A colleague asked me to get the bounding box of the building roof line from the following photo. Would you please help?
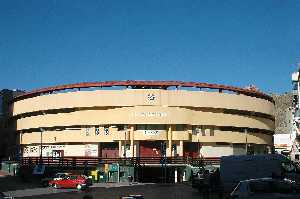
[12,80,273,102]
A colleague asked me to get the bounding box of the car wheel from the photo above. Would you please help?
[53,183,59,189]
[76,184,82,190]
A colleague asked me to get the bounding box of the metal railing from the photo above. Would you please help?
[19,156,220,167]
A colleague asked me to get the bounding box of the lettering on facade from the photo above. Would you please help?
[144,130,160,135]
[134,112,167,117]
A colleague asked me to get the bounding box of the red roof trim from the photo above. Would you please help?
[13,80,273,102]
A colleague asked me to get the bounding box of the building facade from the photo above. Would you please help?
[0,89,24,160]
[11,81,275,159]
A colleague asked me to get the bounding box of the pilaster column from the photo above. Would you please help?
[167,125,172,157]
[179,140,184,157]
[130,125,134,157]
[118,140,122,157]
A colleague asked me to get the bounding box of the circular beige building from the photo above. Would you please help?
[12,81,274,159]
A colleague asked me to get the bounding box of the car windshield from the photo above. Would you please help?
[69,176,77,180]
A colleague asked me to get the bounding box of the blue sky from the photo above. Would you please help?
[0,0,299,94]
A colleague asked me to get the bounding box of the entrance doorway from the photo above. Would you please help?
[183,142,200,158]
[139,141,165,157]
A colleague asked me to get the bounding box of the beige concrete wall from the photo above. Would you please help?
[15,89,274,149]
[172,131,190,140]
[21,128,120,144]
[16,106,274,131]
[13,89,274,116]
[20,129,272,145]
[191,130,273,145]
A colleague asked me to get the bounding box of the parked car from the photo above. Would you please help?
[0,192,14,199]
[41,172,72,187]
[230,177,300,199]
[221,154,300,192]
[49,175,89,190]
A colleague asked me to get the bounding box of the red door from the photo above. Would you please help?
[101,143,119,158]
[139,141,163,157]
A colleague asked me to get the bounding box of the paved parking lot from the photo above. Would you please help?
[3,182,151,198]
[10,183,205,199]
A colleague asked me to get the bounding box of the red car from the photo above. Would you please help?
[49,175,88,190]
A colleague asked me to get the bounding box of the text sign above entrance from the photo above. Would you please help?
[143,130,160,135]
[134,112,167,117]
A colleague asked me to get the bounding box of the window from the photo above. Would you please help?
[70,176,77,180]
[136,124,166,130]
[174,124,186,131]
[136,124,146,130]
[249,181,272,193]
[95,126,100,135]
[210,128,214,136]
[85,128,90,136]
[117,125,125,131]
[270,181,293,193]
[104,126,109,135]
[201,128,206,136]
[192,126,200,135]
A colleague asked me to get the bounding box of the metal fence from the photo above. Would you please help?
[19,156,220,167]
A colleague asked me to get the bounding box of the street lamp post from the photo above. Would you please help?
[245,128,248,154]
[39,127,45,163]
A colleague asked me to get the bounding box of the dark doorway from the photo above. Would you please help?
[136,166,176,183]
[183,142,200,158]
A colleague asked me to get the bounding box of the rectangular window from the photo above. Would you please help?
[201,128,206,136]
[136,124,166,130]
[210,127,214,136]
[174,124,186,131]
[104,126,109,135]
[86,128,90,136]
[136,124,146,130]
[117,125,125,131]
[192,125,201,135]
[95,126,100,135]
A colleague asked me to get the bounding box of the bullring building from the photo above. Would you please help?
[11,81,275,159]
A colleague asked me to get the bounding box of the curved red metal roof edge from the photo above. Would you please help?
[13,80,274,102]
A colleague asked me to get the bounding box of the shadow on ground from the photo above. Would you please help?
[20,184,205,199]
[0,175,41,192]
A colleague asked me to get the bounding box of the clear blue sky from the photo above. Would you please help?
[0,0,299,94]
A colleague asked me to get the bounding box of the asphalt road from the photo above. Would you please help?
[17,183,206,199]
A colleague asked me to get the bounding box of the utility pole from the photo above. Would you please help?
[245,128,248,155]
[39,127,44,163]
